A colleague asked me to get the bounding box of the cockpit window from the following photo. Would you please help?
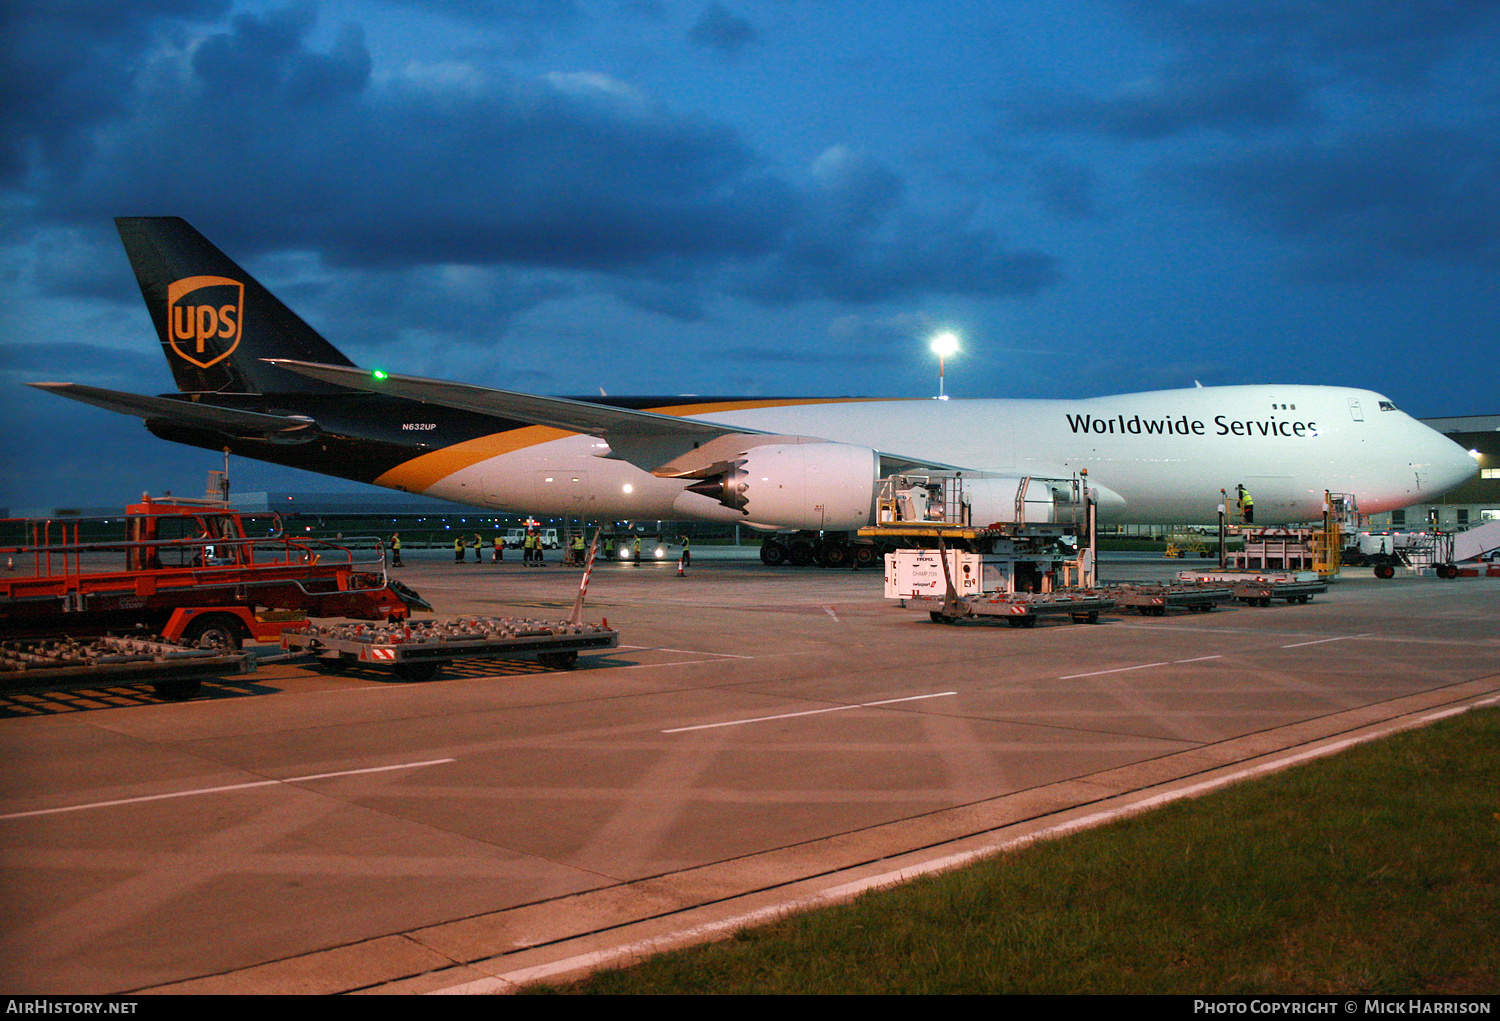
[1378,401,1398,412]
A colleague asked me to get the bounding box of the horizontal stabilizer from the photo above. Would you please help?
[29,382,320,442]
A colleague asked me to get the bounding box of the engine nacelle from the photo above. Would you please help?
[685,442,879,530]
[961,476,1080,525]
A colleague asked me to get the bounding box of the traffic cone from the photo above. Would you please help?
[677,555,686,577]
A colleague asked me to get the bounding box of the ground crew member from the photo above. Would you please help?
[454,535,465,563]
[525,531,538,566]
[572,534,585,565]
[681,535,691,567]
[471,533,483,562]
[493,535,503,562]
[391,533,402,567]
[632,536,642,561]
[604,535,615,559]
[1237,484,1254,525]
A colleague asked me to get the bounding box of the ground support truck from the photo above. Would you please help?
[0,494,426,648]
[0,493,430,698]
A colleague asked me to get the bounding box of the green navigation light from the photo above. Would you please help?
[373,369,388,380]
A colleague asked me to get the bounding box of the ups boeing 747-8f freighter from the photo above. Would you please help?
[33,217,1476,532]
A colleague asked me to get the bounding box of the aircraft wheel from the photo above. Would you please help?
[819,543,850,568]
[788,540,815,566]
[760,542,787,566]
[852,545,878,567]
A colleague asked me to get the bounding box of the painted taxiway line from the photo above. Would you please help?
[0,758,456,821]
[1280,633,1373,648]
[616,645,753,659]
[1060,655,1221,679]
[662,691,959,734]
[431,692,1500,995]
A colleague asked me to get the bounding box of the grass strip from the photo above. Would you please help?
[527,708,1500,994]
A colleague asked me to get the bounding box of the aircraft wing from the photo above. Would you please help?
[267,359,968,477]
[267,359,783,475]
[29,382,320,443]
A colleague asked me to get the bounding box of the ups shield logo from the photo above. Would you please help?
[167,276,244,368]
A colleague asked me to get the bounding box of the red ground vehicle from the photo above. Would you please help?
[0,494,425,648]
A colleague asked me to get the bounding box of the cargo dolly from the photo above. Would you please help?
[910,589,1116,627]
[1228,578,1328,607]
[1177,567,1330,607]
[1106,582,1234,616]
[0,635,254,700]
[281,616,620,681]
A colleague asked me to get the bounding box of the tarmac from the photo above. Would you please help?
[0,547,1496,994]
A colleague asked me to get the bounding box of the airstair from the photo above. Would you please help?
[1452,520,1500,563]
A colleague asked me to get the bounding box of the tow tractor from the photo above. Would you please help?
[0,492,425,646]
[0,490,430,697]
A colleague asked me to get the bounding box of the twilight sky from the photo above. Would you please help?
[2,0,1497,508]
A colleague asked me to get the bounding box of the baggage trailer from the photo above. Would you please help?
[281,616,620,681]
[908,589,1116,627]
[1178,569,1328,607]
[1106,582,1234,616]
[0,635,254,700]
[1228,579,1328,606]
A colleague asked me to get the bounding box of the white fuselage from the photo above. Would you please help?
[417,385,1476,526]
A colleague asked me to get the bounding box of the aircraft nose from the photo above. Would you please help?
[1422,430,1479,494]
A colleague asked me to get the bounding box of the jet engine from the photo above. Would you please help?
[959,476,1080,525]
[684,442,880,531]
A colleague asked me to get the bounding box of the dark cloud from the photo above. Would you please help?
[1014,62,1313,140]
[1125,0,1500,86]
[21,225,139,303]
[688,3,757,55]
[1172,128,1500,277]
[740,148,1058,303]
[27,5,1054,318]
[391,0,582,27]
[192,6,370,106]
[0,1,229,186]
[1014,1,1500,143]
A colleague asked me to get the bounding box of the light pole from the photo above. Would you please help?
[930,331,959,400]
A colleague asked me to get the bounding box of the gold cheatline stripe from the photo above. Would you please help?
[373,396,891,493]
